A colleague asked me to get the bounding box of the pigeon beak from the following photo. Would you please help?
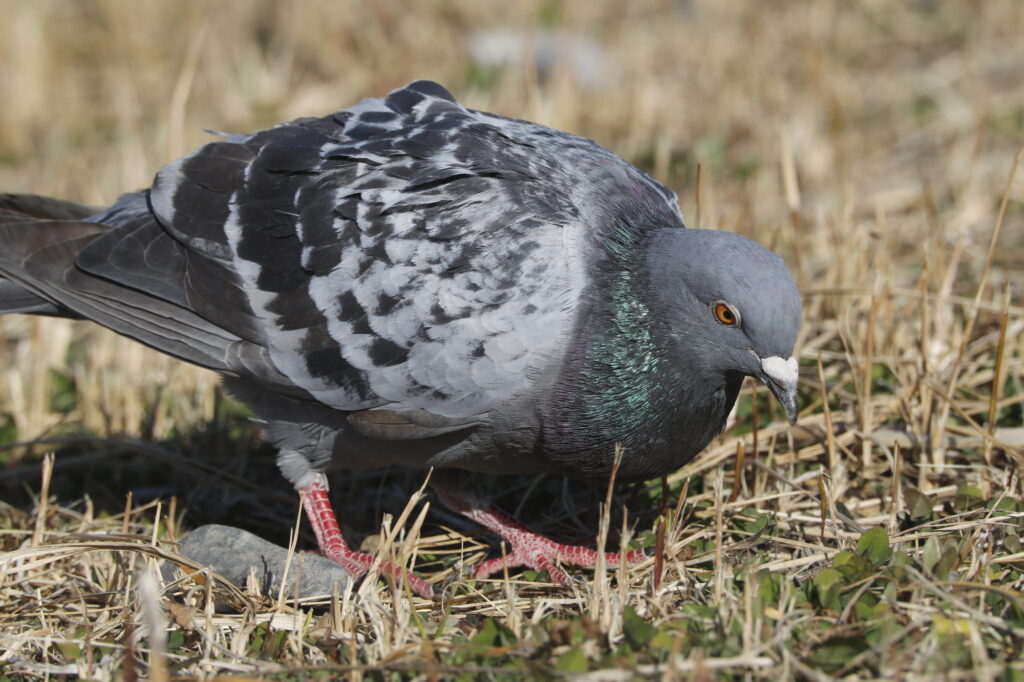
[759,355,799,425]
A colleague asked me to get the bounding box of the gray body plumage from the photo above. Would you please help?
[0,81,801,489]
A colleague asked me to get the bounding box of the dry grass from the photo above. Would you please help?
[1,1,1024,679]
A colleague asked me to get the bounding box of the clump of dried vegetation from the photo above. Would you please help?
[1,1,1023,680]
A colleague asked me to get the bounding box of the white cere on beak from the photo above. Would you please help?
[761,355,798,388]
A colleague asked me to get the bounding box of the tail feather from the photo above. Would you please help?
[0,193,101,221]
[0,192,303,395]
[0,192,105,315]
[0,279,66,315]
[0,211,238,371]
[0,193,102,315]
[0,212,106,318]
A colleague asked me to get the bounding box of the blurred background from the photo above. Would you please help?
[3,3,1024,677]
[0,0,1022,516]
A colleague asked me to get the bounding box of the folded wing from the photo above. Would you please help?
[0,81,594,420]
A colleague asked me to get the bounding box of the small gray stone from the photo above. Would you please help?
[165,524,351,598]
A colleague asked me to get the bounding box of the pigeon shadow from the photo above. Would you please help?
[0,414,665,561]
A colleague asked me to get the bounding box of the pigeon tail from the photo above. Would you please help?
[0,278,65,316]
[0,193,105,317]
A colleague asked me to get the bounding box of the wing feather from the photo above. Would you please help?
[3,80,684,427]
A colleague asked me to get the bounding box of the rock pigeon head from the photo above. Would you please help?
[646,228,802,423]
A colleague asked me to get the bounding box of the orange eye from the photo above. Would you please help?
[714,302,738,326]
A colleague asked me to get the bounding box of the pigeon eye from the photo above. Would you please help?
[713,302,739,326]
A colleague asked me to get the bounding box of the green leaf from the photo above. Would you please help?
[832,550,857,568]
[649,628,677,652]
[1002,666,1024,682]
[928,618,971,670]
[935,546,960,580]
[0,414,17,450]
[991,496,1021,513]
[48,368,77,413]
[806,637,869,672]
[904,488,933,521]
[755,569,780,606]
[56,642,82,660]
[167,630,185,651]
[953,484,986,512]
[735,508,770,534]
[865,611,899,646]
[813,568,845,611]
[622,606,655,650]
[886,551,913,582]
[923,536,942,574]
[853,594,886,621]
[924,537,961,579]
[681,604,718,620]
[833,551,873,580]
[472,618,517,647]
[857,527,893,567]
[247,624,268,656]
[555,647,588,672]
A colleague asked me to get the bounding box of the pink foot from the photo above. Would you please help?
[434,486,647,584]
[299,477,434,598]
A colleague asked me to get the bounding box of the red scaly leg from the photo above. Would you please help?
[434,485,647,584]
[298,475,434,598]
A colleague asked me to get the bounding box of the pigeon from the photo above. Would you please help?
[0,80,801,597]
